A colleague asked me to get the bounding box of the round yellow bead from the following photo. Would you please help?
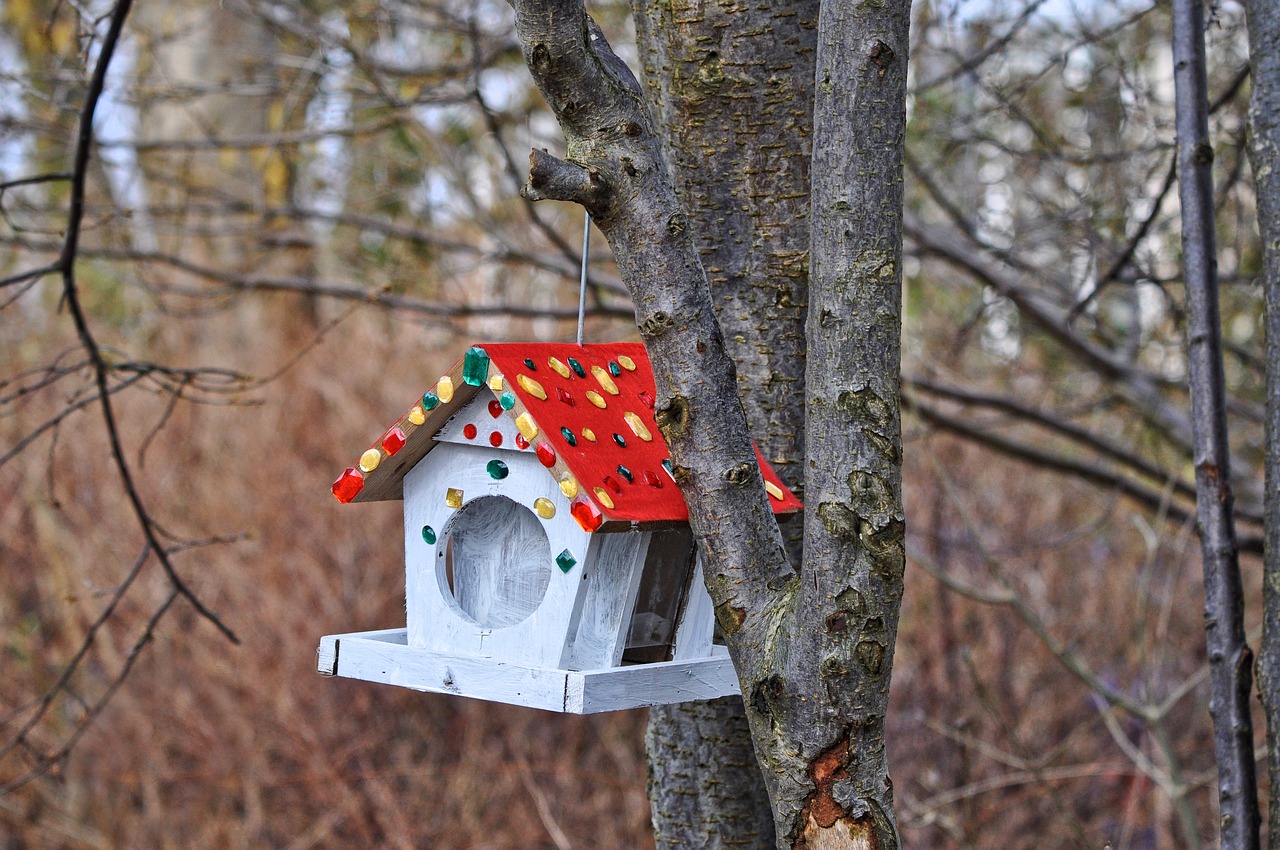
[437,376,455,403]
[534,497,556,519]
[408,406,426,425]
[359,449,381,472]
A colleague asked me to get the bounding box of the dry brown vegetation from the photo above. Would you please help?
[0,0,1269,846]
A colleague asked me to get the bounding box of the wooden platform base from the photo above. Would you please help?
[317,628,741,713]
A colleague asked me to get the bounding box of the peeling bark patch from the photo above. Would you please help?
[723,461,755,486]
[714,601,746,635]
[818,501,859,540]
[868,40,894,78]
[856,640,885,675]
[640,310,675,337]
[792,736,883,850]
[825,610,849,634]
[655,394,691,438]
[750,674,785,720]
[667,212,688,236]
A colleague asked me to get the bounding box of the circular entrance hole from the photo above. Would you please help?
[440,495,552,628]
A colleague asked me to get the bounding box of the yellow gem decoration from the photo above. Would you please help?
[446,487,464,508]
[515,412,539,440]
[358,449,381,472]
[488,374,504,391]
[623,412,653,442]
[593,487,615,510]
[548,357,572,379]
[517,374,547,400]
[408,406,426,426]
[534,497,556,519]
[764,481,784,501]
[591,365,619,395]
[437,376,455,403]
[617,355,636,371]
[559,474,579,498]
[582,428,597,442]
[585,391,606,409]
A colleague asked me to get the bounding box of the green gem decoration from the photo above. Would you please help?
[560,427,578,446]
[499,391,516,410]
[462,346,490,387]
[613,433,627,448]
[662,458,673,473]
[616,465,633,483]
[486,459,509,480]
[422,391,440,410]
[524,358,537,370]
[608,361,621,377]
[567,357,586,378]
[422,525,437,544]
[555,549,577,573]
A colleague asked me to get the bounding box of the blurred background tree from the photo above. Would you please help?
[0,0,1270,847]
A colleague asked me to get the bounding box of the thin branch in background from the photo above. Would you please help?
[1171,1,1260,847]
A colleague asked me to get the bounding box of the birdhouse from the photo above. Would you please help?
[317,342,801,713]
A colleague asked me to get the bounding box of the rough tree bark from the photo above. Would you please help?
[1172,2,1260,849]
[509,1,910,846]
[1244,0,1280,847]
[633,2,817,846]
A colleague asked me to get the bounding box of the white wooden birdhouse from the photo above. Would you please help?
[317,342,801,713]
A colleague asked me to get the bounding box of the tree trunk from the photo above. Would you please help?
[1244,1,1280,847]
[1172,2,1260,849]
[632,2,816,846]
[793,1,911,847]
[510,2,910,846]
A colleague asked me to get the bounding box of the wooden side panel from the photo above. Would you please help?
[403,442,592,667]
[671,550,716,661]
[561,531,651,671]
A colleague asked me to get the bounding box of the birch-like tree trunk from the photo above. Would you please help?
[1244,1,1280,847]
[1172,2,1260,849]
[509,1,910,846]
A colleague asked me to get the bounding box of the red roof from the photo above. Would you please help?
[332,342,802,529]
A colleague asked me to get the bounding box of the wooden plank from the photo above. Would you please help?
[322,628,572,712]
[317,628,740,713]
[569,646,740,713]
[671,550,716,661]
[561,531,651,670]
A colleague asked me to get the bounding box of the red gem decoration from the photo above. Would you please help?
[571,498,603,532]
[488,399,503,418]
[332,468,365,503]
[641,470,663,488]
[463,423,478,440]
[638,390,655,410]
[382,427,407,455]
[603,475,623,495]
[489,431,503,447]
[536,442,557,467]
[515,433,529,450]
[556,387,575,406]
